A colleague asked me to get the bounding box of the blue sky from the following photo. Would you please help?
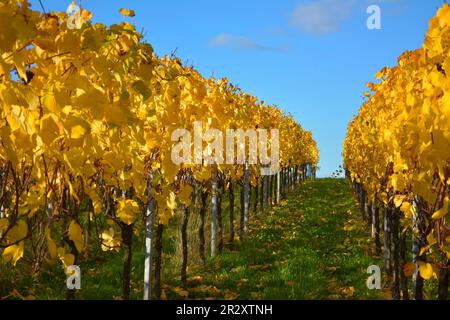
[31,0,446,177]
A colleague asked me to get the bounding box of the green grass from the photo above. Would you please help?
[1,178,392,300]
[176,178,386,300]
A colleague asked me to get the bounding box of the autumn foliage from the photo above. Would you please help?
[0,0,318,284]
[344,4,450,293]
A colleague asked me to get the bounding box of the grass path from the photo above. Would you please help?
[180,178,386,300]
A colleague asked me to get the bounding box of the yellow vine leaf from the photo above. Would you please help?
[119,8,135,17]
[101,227,121,252]
[153,189,177,225]
[70,125,87,140]
[166,191,177,210]
[20,191,42,217]
[393,195,405,208]
[178,184,193,205]
[432,207,448,220]
[7,220,28,244]
[437,3,450,27]
[58,247,75,269]
[65,115,90,141]
[42,90,60,114]
[68,221,84,253]
[117,199,140,225]
[81,9,93,21]
[432,197,449,220]
[7,105,35,135]
[400,202,412,218]
[417,262,434,280]
[0,12,16,52]
[426,232,437,247]
[2,242,24,266]
[46,228,58,260]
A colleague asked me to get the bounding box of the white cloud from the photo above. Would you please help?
[209,33,288,52]
[290,0,356,35]
[290,0,406,35]
[364,0,407,16]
